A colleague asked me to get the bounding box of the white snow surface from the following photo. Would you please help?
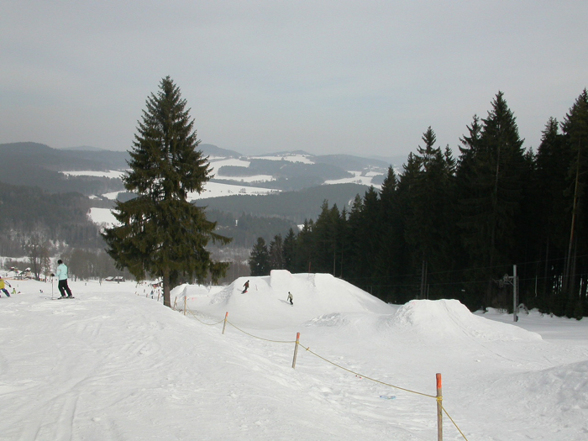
[188,181,279,200]
[2,270,588,440]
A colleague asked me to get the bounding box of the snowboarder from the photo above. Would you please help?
[287,291,293,305]
[56,259,73,298]
[242,280,250,294]
[0,276,11,297]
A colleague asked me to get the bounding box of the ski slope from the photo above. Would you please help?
[1,270,587,440]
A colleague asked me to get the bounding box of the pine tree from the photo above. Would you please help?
[249,237,270,276]
[529,119,569,308]
[395,153,422,299]
[457,92,527,309]
[348,187,381,292]
[283,228,297,271]
[312,201,344,275]
[373,166,408,303]
[102,77,231,307]
[269,234,285,270]
[344,194,364,286]
[403,128,457,300]
[294,220,314,273]
[561,90,588,310]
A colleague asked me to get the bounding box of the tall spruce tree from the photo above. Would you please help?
[404,127,457,299]
[312,201,344,275]
[248,237,270,276]
[457,92,527,309]
[535,118,570,303]
[561,89,588,312]
[374,166,408,303]
[102,77,231,307]
[269,234,285,270]
[395,153,422,299]
[283,228,297,271]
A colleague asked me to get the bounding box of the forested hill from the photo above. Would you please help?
[0,142,129,170]
[0,142,126,195]
[0,181,103,255]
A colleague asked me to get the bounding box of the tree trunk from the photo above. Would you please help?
[162,268,171,307]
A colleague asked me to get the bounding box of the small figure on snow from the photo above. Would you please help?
[56,259,73,298]
[0,276,12,297]
[242,280,250,294]
[287,291,293,305]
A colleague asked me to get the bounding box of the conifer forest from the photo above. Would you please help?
[249,90,588,318]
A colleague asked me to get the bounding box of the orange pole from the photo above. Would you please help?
[222,312,229,334]
[292,332,300,368]
[437,373,443,441]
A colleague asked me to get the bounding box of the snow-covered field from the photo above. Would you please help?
[68,158,384,206]
[324,170,383,187]
[1,270,587,440]
[88,207,117,226]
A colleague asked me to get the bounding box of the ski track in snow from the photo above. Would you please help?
[1,271,588,440]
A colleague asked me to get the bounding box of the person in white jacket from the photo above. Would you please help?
[55,259,73,298]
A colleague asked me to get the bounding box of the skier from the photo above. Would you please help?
[0,276,11,297]
[242,280,250,294]
[56,259,73,298]
[287,291,293,305]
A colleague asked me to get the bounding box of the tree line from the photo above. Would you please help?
[249,90,588,318]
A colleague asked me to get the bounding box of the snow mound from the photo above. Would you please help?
[197,270,392,326]
[390,299,542,342]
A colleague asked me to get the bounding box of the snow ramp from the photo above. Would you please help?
[386,299,542,342]
[197,270,393,327]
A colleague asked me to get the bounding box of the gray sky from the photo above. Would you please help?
[2,1,587,159]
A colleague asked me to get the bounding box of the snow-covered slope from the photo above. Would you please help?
[1,273,588,440]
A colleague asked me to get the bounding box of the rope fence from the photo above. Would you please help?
[176,300,469,440]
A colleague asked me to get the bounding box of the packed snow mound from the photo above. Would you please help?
[389,299,542,342]
[197,270,393,326]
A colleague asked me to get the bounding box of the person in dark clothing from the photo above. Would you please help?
[287,292,293,305]
[242,280,250,294]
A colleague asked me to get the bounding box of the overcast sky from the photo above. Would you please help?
[2,1,587,159]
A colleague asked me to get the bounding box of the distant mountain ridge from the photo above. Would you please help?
[0,142,129,171]
[0,142,398,195]
[0,141,404,253]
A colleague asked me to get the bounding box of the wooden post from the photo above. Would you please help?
[513,264,518,322]
[222,312,229,334]
[292,332,300,368]
[183,296,187,316]
[437,373,443,441]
